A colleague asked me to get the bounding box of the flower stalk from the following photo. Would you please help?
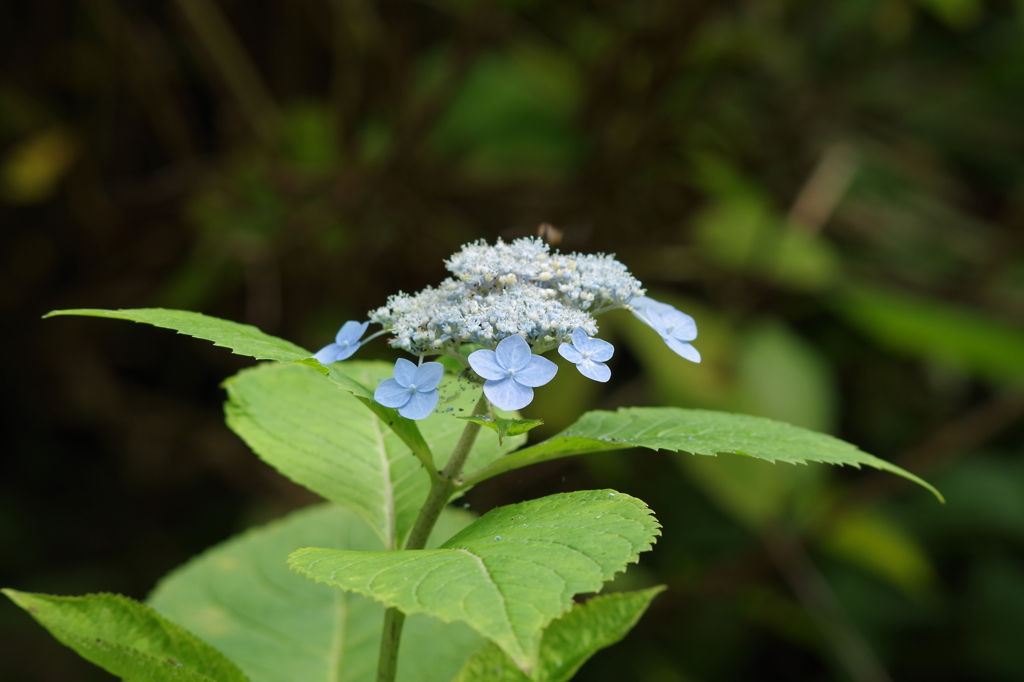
[375,392,489,682]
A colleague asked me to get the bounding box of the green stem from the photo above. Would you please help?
[375,392,489,682]
[375,609,405,682]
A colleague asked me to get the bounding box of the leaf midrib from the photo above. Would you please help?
[372,417,397,551]
[453,548,522,664]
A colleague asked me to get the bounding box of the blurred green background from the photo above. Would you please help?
[3,1,1024,680]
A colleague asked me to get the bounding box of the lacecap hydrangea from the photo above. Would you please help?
[313,237,700,418]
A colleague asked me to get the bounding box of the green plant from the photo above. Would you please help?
[5,239,938,682]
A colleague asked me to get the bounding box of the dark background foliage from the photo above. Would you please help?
[3,1,1024,680]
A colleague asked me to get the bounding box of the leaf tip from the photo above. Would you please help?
[1,587,23,603]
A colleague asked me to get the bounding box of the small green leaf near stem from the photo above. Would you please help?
[376,392,489,682]
[458,416,544,445]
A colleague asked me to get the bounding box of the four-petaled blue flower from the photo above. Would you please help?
[558,328,614,382]
[374,358,444,420]
[630,296,701,363]
[468,335,557,411]
[313,320,368,364]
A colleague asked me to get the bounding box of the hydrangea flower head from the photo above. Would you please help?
[313,320,369,364]
[373,359,444,420]
[361,237,698,411]
[558,328,615,382]
[468,334,558,411]
[630,296,701,363]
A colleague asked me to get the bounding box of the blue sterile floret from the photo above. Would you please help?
[558,328,615,382]
[468,334,558,411]
[313,320,369,363]
[630,296,701,363]
[373,358,444,420]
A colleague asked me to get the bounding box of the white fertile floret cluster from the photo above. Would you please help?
[446,237,644,309]
[371,237,643,355]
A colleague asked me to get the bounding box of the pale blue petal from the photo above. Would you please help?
[665,337,701,363]
[313,343,343,364]
[581,336,614,362]
[468,349,506,380]
[558,342,584,364]
[629,296,658,310]
[495,334,533,372]
[393,358,418,387]
[412,362,444,391]
[514,354,558,388]
[483,377,534,411]
[571,327,590,348]
[334,341,360,361]
[399,389,439,420]
[631,296,673,315]
[374,378,412,408]
[335,320,369,345]
[578,359,611,382]
[634,310,666,336]
[629,297,671,331]
[662,309,698,342]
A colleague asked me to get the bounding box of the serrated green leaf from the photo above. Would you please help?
[460,407,942,502]
[3,589,249,682]
[44,308,310,362]
[453,586,664,682]
[288,490,660,674]
[459,416,544,445]
[43,308,439,468]
[224,361,522,549]
[149,504,483,682]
